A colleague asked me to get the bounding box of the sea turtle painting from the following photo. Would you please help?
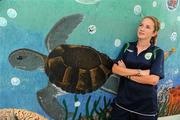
[8,14,116,119]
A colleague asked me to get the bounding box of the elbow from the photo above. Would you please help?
[151,79,159,85]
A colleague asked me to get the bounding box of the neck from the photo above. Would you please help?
[137,39,151,48]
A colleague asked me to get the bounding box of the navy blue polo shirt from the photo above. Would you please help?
[115,41,164,116]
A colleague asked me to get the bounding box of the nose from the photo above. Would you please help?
[139,26,145,31]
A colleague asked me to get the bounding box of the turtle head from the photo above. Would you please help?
[9,48,47,71]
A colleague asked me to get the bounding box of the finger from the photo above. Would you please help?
[112,64,117,67]
[118,61,122,65]
[120,60,124,64]
[113,63,117,66]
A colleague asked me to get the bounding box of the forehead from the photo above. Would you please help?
[140,18,154,26]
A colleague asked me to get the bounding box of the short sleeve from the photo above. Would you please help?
[150,49,164,80]
[114,43,129,63]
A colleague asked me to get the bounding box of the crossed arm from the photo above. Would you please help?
[112,60,160,85]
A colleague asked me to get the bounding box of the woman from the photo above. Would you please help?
[110,16,164,120]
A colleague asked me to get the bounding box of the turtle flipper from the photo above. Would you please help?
[37,82,67,120]
[8,48,47,71]
[100,74,120,95]
[45,13,84,52]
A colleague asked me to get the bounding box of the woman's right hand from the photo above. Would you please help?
[117,60,126,68]
[112,63,119,74]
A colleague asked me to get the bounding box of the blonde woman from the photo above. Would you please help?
[111,16,164,120]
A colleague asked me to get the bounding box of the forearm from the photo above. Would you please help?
[130,75,160,85]
[112,66,140,76]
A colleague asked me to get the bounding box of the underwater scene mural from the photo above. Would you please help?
[0,0,180,119]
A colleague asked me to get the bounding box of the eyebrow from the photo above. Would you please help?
[141,22,153,27]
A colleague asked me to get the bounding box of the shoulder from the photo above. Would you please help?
[120,42,136,53]
[128,41,137,46]
[123,41,136,48]
[122,41,135,50]
[152,46,164,59]
[152,46,164,53]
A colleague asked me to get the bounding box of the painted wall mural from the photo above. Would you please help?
[0,0,179,119]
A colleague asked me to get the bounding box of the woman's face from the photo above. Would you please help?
[137,18,157,41]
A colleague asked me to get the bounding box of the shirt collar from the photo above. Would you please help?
[134,41,154,49]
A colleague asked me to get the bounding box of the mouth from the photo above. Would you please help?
[139,32,145,35]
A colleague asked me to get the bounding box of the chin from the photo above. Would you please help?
[138,35,146,40]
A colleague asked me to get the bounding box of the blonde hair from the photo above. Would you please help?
[142,16,160,45]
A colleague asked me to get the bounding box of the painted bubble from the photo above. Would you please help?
[160,22,165,30]
[114,39,121,47]
[166,0,179,11]
[134,5,142,15]
[11,77,21,86]
[7,8,17,19]
[88,25,96,34]
[75,0,101,5]
[177,16,180,21]
[170,32,177,41]
[0,17,7,27]
[74,101,81,107]
[152,1,158,7]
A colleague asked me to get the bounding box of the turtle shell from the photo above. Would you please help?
[45,45,113,94]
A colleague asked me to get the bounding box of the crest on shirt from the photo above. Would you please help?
[145,52,152,60]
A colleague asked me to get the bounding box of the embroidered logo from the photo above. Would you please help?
[145,52,152,60]
[127,49,134,52]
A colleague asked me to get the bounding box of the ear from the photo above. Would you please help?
[152,31,157,37]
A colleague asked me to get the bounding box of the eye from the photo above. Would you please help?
[146,25,151,29]
[17,56,23,60]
